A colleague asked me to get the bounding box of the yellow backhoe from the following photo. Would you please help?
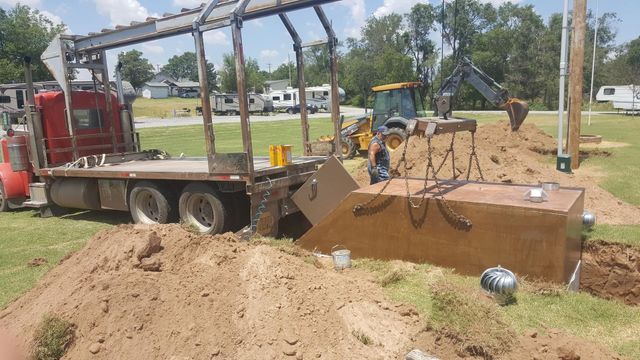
[319,57,529,159]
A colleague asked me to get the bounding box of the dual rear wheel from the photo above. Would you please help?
[128,181,226,235]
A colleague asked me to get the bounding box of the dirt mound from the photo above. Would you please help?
[412,328,621,360]
[0,225,423,360]
[581,240,640,306]
[355,120,640,225]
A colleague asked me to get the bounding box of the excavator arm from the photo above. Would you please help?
[435,57,529,131]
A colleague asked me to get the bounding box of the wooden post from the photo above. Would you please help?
[567,0,587,169]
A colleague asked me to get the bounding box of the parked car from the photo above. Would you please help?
[287,103,318,114]
[180,90,199,98]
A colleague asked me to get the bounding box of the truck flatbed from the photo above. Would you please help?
[39,156,328,184]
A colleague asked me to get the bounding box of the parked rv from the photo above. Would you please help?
[596,85,640,113]
[267,84,346,112]
[211,93,273,115]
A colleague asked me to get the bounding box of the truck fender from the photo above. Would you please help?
[0,163,28,199]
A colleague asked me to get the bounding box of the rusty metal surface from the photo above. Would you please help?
[231,6,255,184]
[42,156,325,182]
[297,179,584,283]
[193,29,217,173]
[292,156,359,225]
[409,117,478,136]
[280,13,310,155]
[72,0,341,52]
[314,6,341,160]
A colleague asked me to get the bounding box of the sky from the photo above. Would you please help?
[0,0,638,77]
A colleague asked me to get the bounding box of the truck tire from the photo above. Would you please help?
[179,182,227,235]
[385,127,407,151]
[0,181,9,212]
[340,137,358,159]
[129,181,176,225]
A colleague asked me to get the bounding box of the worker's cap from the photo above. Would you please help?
[377,126,390,135]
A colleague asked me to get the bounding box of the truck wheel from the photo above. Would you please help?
[385,127,407,151]
[340,137,358,159]
[287,108,295,115]
[0,181,9,212]
[179,183,226,235]
[129,181,176,224]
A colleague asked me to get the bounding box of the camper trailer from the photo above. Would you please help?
[596,85,640,113]
[211,93,273,115]
[268,84,346,112]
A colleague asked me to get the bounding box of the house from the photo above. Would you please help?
[150,71,175,84]
[142,83,170,99]
[162,79,200,97]
[264,79,289,93]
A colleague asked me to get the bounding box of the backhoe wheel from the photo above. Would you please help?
[0,181,9,212]
[340,137,358,159]
[179,183,227,235]
[385,127,407,151]
[129,181,176,225]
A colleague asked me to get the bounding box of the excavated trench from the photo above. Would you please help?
[581,240,640,306]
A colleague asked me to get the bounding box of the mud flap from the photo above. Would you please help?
[291,156,359,225]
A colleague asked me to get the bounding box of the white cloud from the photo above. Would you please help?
[340,0,366,39]
[93,0,157,26]
[249,19,264,28]
[260,49,279,59]
[203,30,229,46]
[172,0,202,7]
[142,42,164,55]
[478,0,520,5]
[0,0,41,6]
[374,0,423,18]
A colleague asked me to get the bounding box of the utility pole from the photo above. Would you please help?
[567,0,587,170]
[588,0,599,126]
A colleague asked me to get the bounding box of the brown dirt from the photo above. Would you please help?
[0,224,423,360]
[581,240,640,306]
[412,328,622,360]
[355,120,640,225]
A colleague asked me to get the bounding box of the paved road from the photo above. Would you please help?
[134,106,366,129]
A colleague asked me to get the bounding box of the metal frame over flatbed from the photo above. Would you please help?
[2,0,346,236]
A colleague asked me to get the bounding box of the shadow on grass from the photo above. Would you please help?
[22,208,132,226]
[59,210,131,226]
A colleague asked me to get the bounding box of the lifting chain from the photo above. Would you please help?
[353,127,484,231]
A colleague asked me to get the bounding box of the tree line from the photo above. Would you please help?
[1,1,639,111]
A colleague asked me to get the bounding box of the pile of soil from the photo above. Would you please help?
[0,224,423,360]
[355,120,640,225]
[0,225,623,359]
[581,240,640,306]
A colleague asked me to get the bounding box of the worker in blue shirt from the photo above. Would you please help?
[367,126,391,185]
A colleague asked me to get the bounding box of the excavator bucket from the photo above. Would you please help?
[503,98,529,131]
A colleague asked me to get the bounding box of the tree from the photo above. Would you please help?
[162,52,217,90]
[341,14,414,106]
[405,2,438,94]
[270,62,297,88]
[0,4,66,83]
[118,50,154,91]
[218,53,265,93]
[436,0,495,65]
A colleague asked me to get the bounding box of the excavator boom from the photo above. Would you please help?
[435,57,529,131]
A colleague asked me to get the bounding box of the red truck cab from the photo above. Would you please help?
[0,90,125,208]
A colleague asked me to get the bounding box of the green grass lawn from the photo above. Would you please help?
[138,117,336,156]
[133,97,201,118]
[0,210,128,307]
[355,259,640,359]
